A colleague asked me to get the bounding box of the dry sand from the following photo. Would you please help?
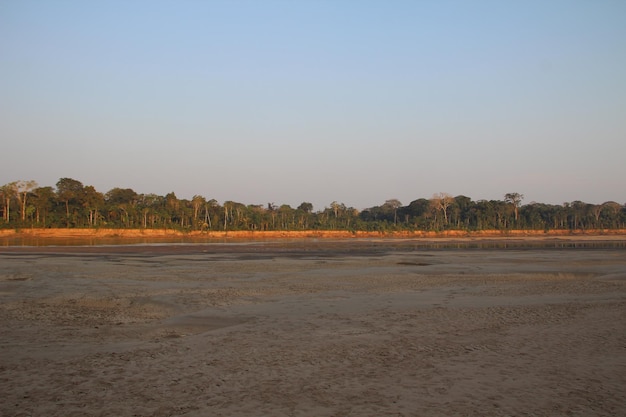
[1,240,625,416]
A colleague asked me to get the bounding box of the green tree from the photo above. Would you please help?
[31,186,56,226]
[1,182,18,223]
[15,180,38,222]
[137,193,165,228]
[504,193,524,222]
[191,195,206,228]
[449,195,471,229]
[296,202,313,229]
[106,188,138,227]
[205,199,219,230]
[327,202,348,229]
[384,199,402,225]
[56,178,84,226]
[493,200,510,229]
[474,200,496,230]
[601,202,622,229]
[83,186,104,226]
[247,204,266,230]
[278,204,295,230]
[404,198,430,229]
[297,202,313,213]
[165,192,180,227]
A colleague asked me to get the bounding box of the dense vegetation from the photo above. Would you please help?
[1,179,625,232]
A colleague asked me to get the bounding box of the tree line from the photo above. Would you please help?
[1,179,625,232]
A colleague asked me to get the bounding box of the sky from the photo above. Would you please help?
[1,0,625,211]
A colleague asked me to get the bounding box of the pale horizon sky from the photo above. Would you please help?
[1,0,625,211]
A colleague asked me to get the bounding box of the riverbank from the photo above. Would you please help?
[2,227,626,240]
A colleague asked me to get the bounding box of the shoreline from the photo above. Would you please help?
[2,227,626,241]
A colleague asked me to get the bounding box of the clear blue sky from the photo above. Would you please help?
[1,0,625,210]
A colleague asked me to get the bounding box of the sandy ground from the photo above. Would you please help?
[1,240,625,416]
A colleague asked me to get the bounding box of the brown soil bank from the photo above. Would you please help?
[2,228,626,240]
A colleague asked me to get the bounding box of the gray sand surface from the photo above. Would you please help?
[1,241,625,416]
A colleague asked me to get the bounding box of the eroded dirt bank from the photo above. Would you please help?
[1,242,625,416]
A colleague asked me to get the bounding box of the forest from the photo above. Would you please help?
[1,178,625,232]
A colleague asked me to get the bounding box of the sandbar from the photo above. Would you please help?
[1,240,625,416]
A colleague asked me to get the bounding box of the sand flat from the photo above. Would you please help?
[1,241,625,416]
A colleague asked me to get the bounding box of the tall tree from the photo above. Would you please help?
[191,195,206,226]
[165,192,180,227]
[384,199,402,225]
[83,186,104,226]
[297,202,313,229]
[278,204,294,229]
[56,178,84,226]
[452,195,472,229]
[601,201,622,228]
[504,193,524,222]
[204,199,218,230]
[15,180,38,222]
[31,186,56,226]
[404,199,429,227]
[138,193,164,228]
[1,182,18,222]
[297,202,313,214]
[330,201,341,218]
[105,188,138,227]
[430,193,454,226]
